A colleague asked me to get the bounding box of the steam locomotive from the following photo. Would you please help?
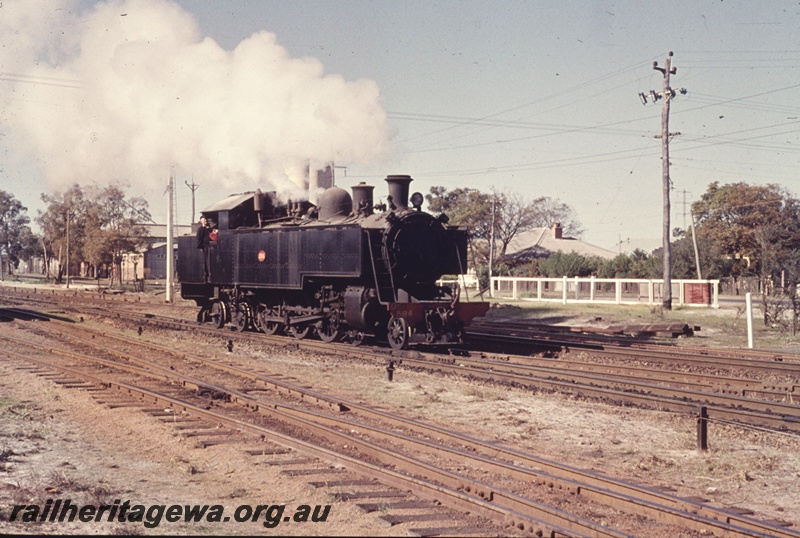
[177,175,489,350]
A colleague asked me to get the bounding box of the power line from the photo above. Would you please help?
[394,54,660,144]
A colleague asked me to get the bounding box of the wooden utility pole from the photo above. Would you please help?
[640,52,685,310]
[658,53,674,309]
[66,210,71,289]
[185,177,199,224]
[488,195,496,298]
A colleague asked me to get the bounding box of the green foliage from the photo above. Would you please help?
[670,233,732,280]
[37,184,151,284]
[425,186,492,240]
[532,251,604,278]
[596,249,658,279]
[692,182,800,279]
[435,180,800,300]
[0,191,38,274]
[426,185,582,269]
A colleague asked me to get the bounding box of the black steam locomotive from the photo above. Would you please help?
[177,175,488,350]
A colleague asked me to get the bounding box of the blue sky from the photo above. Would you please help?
[2,0,798,253]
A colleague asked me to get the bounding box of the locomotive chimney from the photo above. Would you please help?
[384,175,413,210]
[351,182,374,215]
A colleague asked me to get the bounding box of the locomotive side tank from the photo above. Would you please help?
[177,175,489,349]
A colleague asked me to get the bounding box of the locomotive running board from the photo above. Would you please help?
[388,302,490,325]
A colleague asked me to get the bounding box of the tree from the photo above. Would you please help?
[426,185,582,264]
[693,182,800,326]
[692,182,800,278]
[0,191,38,277]
[38,185,91,282]
[526,196,584,238]
[92,186,151,287]
[426,187,493,267]
[493,190,532,257]
[490,192,584,258]
[533,251,603,278]
[597,249,659,279]
[426,186,493,240]
[670,233,731,280]
[37,184,151,286]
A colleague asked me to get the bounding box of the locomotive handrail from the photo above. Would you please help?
[366,230,396,304]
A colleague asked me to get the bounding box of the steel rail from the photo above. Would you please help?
[470,319,800,363]
[0,348,602,538]
[5,302,800,432]
[394,354,800,432]
[3,327,797,537]
[467,327,800,374]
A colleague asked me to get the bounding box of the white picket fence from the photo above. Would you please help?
[489,276,720,308]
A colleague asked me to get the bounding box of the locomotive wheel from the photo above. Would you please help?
[209,301,228,329]
[257,306,283,335]
[288,324,311,339]
[387,317,410,350]
[317,307,343,343]
[232,302,252,332]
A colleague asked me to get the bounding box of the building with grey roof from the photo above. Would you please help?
[502,223,616,265]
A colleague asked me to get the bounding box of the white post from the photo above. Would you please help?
[512,278,518,300]
[562,276,568,304]
[590,276,595,302]
[166,174,174,303]
[745,292,754,349]
[712,280,719,308]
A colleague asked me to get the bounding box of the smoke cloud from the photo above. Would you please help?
[0,0,391,198]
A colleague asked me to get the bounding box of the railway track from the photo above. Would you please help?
[468,319,800,364]
[1,292,800,432]
[3,288,800,534]
[2,317,798,537]
[3,292,800,434]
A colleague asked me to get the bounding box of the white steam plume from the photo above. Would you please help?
[0,0,391,198]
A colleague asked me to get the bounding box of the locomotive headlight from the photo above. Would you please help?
[410,192,424,210]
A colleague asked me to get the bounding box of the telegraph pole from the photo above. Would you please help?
[488,195,496,298]
[66,210,70,289]
[640,52,686,310]
[185,176,199,224]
